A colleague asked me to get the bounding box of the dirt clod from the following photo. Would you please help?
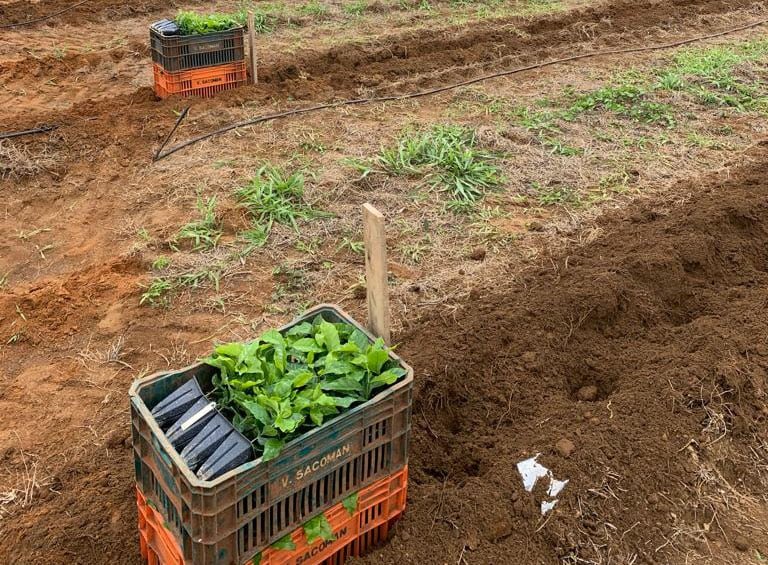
[555,438,575,458]
[734,535,749,552]
[468,247,487,261]
[106,430,129,449]
[576,385,598,401]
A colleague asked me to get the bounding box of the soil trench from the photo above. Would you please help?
[1,0,761,143]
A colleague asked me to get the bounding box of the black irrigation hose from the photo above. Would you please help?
[0,125,58,141]
[153,107,190,160]
[154,15,768,161]
[0,0,91,29]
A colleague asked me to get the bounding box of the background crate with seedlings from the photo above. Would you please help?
[150,22,245,72]
[137,467,408,565]
[130,305,413,565]
[150,15,247,98]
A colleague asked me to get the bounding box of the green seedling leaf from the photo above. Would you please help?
[242,400,270,425]
[291,337,323,353]
[291,370,313,388]
[261,329,287,372]
[215,342,244,357]
[309,407,324,426]
[342,492,358,516]
[286,322,313,337]
[262,438,285,461]
[271,535,297,551]
[272,378,294,398]
[335,342,360,353]
[370,367,407,388]
[323,356,356,376]
[232,379,261,391]
[366,344,389,373]
[320,377,363,393]
[349,329,370,351]
[257,394,280,413]
[332,396,359,408]
[252,553,262,565]
[303,514,335,543]
[318,320,341,351]
[275,412,304,433]
[203,355,237,379]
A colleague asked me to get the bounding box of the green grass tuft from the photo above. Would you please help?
[343,0,368,15]
[175,196,222,251]
[236,165,325,239]
[299,0,328,17]
[375,125,502,205]
[140,278,174,306]
[152,256,171,270]
[533,183,579,207]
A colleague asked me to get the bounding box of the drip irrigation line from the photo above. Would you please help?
[0,125,58,141]
[154,106,190,160]
[154,16,768,161]
[0,0,91,29]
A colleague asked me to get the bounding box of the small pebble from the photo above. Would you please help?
[577,385,598,401]
[556,438,575,458]
[734,535,749,552]
[468,247,487,261]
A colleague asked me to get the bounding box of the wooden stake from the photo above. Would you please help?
[363,203,391,344]
[247,11,258,84]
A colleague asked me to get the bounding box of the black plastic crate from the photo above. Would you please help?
[150,20,246,72]
[129,304,413,565]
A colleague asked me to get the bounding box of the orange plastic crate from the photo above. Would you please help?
[152,61,248,99]
[138,490,184,565]
[137,467,408,565]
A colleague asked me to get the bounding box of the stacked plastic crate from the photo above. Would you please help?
[150,19,248,99]
[130,305,413,565]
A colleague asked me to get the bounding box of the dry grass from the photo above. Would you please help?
[0,140,58,180]
[76,335,134,372]
[0,438,49,520]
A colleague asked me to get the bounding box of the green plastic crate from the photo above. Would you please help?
[150,22,245,72]
[129,304,413,565]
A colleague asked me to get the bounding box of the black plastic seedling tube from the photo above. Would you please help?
[179,412,234,472]
[196,429,253,481]
[165,398,217,451]
[150,377,204,429]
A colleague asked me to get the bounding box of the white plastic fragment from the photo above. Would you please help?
[516,454,550,492]
[541,499,558,514]
[516,454,570,515]
[548,477,569,498]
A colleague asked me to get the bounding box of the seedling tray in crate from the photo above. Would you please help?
[137,466,408,565]
[150,21,245,72]
[130,304,413,565]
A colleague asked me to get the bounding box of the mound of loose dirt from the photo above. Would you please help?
[359,141,768,564]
